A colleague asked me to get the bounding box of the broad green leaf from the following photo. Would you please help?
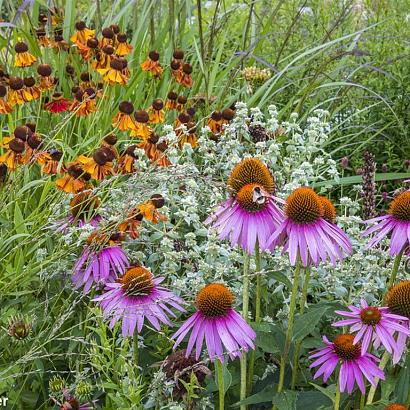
[293,305,329,340]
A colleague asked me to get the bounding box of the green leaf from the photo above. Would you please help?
[271,390,298,410]
[266,269,292,288]
[234,386,276,406]
[255,324,286,354]
[293,305,329,340]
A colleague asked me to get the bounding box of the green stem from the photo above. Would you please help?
[366,351,390,404]
[334,376,341,410]
[359,391,365,410]
[247,241,261,394]
[290,266,311,389]
[277,258,302,393]
[387,249,404,288]
[216,359,225,410]
[240,251,250,410]
[133,327,139,370]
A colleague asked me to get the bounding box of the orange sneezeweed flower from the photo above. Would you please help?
[23,129,44,165]
[0,138,25,170]
[92,45,115,74]
[141,51,162,77]
[14,42,37,67]
[77,37,99,61]
[176,95,187,112]
[37,64,55,91]
[36,28,52,48]
[170,59,183,83]
[55,163,89,193]
[115,33,132,56]
[8,77,25,106]
[131,110,152,140]
[70,21,95,46]
[70,88,97,117]
[22,77,41,102]
[39,149,64,175]
[221,107,235,126]
[207,110,223,134]
[0,85,12,114]
[148,99,165,124]
[112,101,137,131]
[101,134,119,159]
[138,194,167,224]
[153,141,171,167]
[116,144,138,174]
[44,92,71,113]
[138,133,160,160]
[103,57,129,85]
[165,91,178,110]
[175,111,191,130]
[79,72,94,89]
[178,121,198,148]
[180,63,193,88]
[77,147,115,181]
[100,27,115,48]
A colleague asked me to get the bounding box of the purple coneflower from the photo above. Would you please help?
[93,266,185,336]
[204,158,284,254]
[309,334,384,394]
[332,299,409,357]
[363,191,410,256]
[172,283,256,362]
[72,231,128,293]
[267,187,352,266]
[384,280,410,364]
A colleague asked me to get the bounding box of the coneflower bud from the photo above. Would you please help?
[119,101,134,114]
[23,76,36,87]
[340,156,349,169]
[182,63,192,74]
[75,21,86,31]
[14,41,28,53]
[101,27,114,39]
[134,110,149,123]
[362,150,376,219]
[222,108,235,121]
[75,380,92,399]
[152,99,163,110]
[14,125,32,141]
[7,316,32,340]
[150,193,165,208]
[173,49,184,60]
[9,77,24,90]
[170,59,180,70]
[148,50,159,61]
[9,138,25,153]
[104,134,117,145]
[102,45,115,55]
[86,37,99,49]
[37,64,52,77]
[48,375,65,393]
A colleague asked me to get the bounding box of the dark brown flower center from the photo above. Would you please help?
[333,334,361,360]
[121,267,154,296]
[360,307,382,325]
[196,283,234,318]
[389,191,410,221]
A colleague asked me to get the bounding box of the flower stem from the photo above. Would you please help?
[133,327,139,369]
[387,249,404,288]
[290,266,311,389]
[366,350,390,404]
[216,359,225,410]
[240,251,250,410]
[334,376,341,410]
[247,241,261,395]
[278,258,302,393]
[359,391,365,410]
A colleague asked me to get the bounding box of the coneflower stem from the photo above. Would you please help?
[215,359,225,410]
[291,266,311,389]
[277,258,301,393]
[133,328,139,370]
[247,241,261,394]
[359,391,365,410]
[334,376,341,410]
[387,249,404,288]
[240,251,250,410]
[366,350,390,404]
